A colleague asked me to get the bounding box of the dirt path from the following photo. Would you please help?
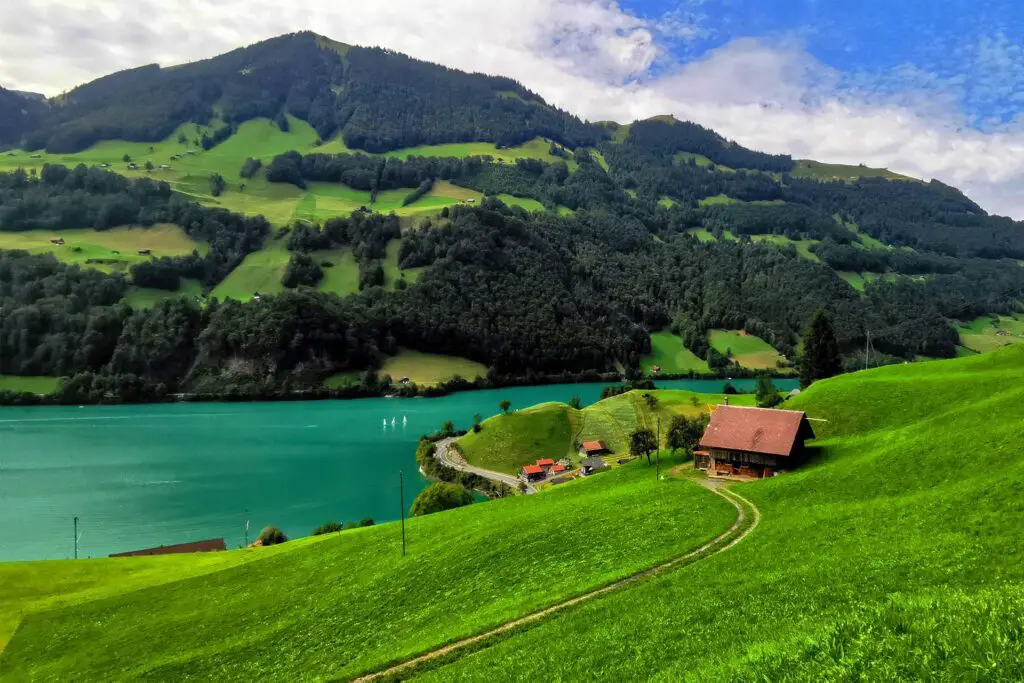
[353,479,760,682]
[433,438,535,493]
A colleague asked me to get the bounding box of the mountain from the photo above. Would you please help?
[1,33,1023,403]
[11,32,601,154]
[0,86,46,147]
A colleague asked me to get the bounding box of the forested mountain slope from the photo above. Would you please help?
[5,32,600,154]
[1,33,1024,403]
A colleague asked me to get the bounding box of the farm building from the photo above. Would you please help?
[536,458,555,472]
[50,237,64,245]
[110,538,226,558]
[580,440,611,457]
[696,404,815,478]
[137,248,151,255]
[580,457,609,476]
[521,464,545,482]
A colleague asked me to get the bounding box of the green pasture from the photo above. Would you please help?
[0,376,60,395]
[0,455,734,680]
[641,331,710,375]
[123,278,204,309]
[378,349,486,387]
[496,194,545,212]
[790,159,915,182]
[709,329,785,369]
[957,314,1024,353]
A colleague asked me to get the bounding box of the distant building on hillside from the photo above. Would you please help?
[521,464,545,482]
[580,457,610,476]
[50,237,65,245]
[536,458,555,472]
[696,405,815,479]
[137,248,151,255]
[580,440,611,457]
[110,538,226,558]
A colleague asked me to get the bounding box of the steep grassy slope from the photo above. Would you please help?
[0,376,60,395]
[640,331,710,374]
[458,389,756,474]
[0,457,734,680]
[709,329,787,369]
[420,346,1024,680]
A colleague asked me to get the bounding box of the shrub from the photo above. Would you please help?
[257,526,288,546]
[313,521,344,536]
[411,482,474,517]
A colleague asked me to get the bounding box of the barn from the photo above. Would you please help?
[696,404,815,478]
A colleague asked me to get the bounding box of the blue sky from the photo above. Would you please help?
[633,0,1024,130]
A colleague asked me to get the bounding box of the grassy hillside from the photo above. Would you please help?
[0,225,205,274]
[0,375,60,395]
[417,346,1024,680]
[458,389,755,474]
[0,456,735,680]
[957,314,1024,353]
[640,331,710,375]
[378,349,487,387]
[791,159,916,182]
[709,329,786,370]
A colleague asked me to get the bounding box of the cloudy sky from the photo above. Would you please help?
[3,0,1024,217]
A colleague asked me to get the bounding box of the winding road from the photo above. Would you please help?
[433,437,536,493]
[354,478,760,681]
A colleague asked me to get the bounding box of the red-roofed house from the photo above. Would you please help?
[580,440,611,456]
[521,464,545,482]
[551,464,566,473]
[536,458,555,472]
[698,404,815,478]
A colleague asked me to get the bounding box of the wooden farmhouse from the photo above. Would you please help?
[695,404,815,478]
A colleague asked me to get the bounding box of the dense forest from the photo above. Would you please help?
[5,33,603,154]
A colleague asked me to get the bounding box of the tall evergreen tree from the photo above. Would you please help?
[799,310,842,388]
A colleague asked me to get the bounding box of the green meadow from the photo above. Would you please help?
[0,455,734,680]
[0,375,60,395]
[641,331,710,375]
[458,389,754,474]
[123,278,204,309]
[496,194,545,212]
[697,193,741,206]
[749,233,821,261]
[376,349,487,387]
[416,346,1024,681]
[0,225,205,274]
[957,314,1024,353]
[709,329,786,370]
[790,159,915,182]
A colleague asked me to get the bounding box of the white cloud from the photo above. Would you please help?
[3,1,1024,217]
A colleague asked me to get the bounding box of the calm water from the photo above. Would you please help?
[0,378,795,561]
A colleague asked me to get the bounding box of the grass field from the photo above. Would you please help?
[640,331,710,374]
[210,238,290,301]
[458,389,755,474]
[749,233,821,261]
[417,345,1024,681]
[380,137,578,171]
[0,375,60,395]
[0,455,734,680]
[376,349,486,386]
[709,329,785,369]
[496,194,545,212]
[657,196,675,208]
[0,225,205,274]
[956,314,1024,353]
[698,193,741,206]
[790,159,915,182]
[123,278,204,309]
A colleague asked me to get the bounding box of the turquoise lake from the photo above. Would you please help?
[0,378,796,561]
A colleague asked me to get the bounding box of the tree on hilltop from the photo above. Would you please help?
[499,399,511,414]
[630,428,657,465]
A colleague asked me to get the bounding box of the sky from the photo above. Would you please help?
[2,1,1024,217]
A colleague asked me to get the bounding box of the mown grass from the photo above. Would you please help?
[0,456,735,680]
[641,331,710,375]
[417,346,1024,681]
[709,329,785,370]
[790,159,916,182]
[698,193,741,206]
[209,237,290,301]
[957,314,1024,353]
[122,278,203,309]
[0,376,60,395]
[459,389,754,474]
[496,194,544,212]
[0,225,205,274]
[378,349,486,387]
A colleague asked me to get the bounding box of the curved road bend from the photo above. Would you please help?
[354,479,760,682]
[432,437,536,493]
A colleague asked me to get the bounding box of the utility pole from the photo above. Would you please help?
[656,417,662,481]
[399,471,407,557]
[73,516,79,560]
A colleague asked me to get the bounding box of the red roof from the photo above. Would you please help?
[551,464,567,472]
[581,440,607,452]
[523,465,544,475]
[536,458,555,466]
[699,405,815,457]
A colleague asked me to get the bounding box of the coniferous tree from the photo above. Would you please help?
[799,310,842,388]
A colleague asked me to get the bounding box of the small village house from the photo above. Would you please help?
[137,248,151,255]
[50,237,64,245]
[110,538,226,557]
[521,464,545,482]
[536,458,555,473]
[580,440,611,457]
[696,404,815,478]
[550,464,566,474]
[580,457,609,476]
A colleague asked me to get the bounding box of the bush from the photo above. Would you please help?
[313,521,344,536]
[257,526,288,546]
[411,482,474,517]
